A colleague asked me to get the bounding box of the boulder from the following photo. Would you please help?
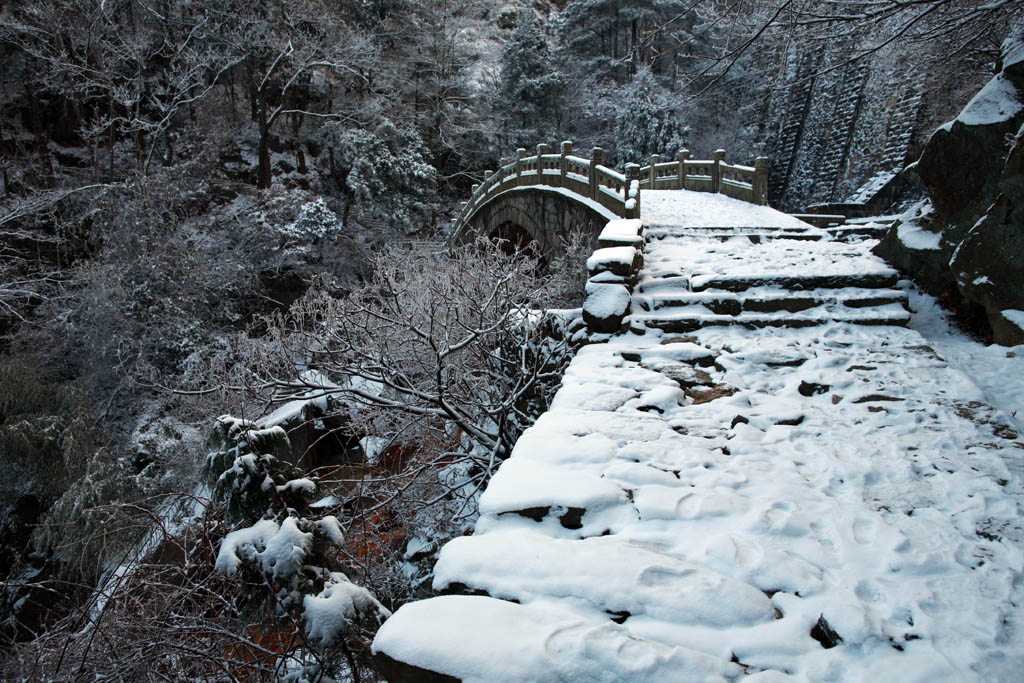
[991,310,1024,346]
[873,199,953,296]
[948,127,1024,341]
[586,246,641,278]
[916,40,1024,233]
[656,364,712,389]
[373,653,460,683]
[582,281,631,333]
[875,30,1024,343]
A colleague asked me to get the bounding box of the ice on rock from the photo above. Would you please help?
[625,342,717,368]
[702,534,824,596]
[510,418,619,465]
[897,222,941,251]
[956,73,1022,127]
[599,218,643,248]
[587,246,638,275]
[550,382,637,412]
[633,485,750,522]
[1002,308,1024,329]
[623,384,685,414]
[641,190,813,229]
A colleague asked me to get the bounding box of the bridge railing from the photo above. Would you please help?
[450,142,641,244]
[450,143,770,243]
[638,149,769,205]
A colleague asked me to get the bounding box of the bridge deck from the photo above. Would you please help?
[373,191,1024,681]
[641,189,814,230]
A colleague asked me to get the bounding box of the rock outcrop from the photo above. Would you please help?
[950,130,1024,344]
[875,30,1024,344]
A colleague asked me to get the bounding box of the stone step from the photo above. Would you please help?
[630,304,911,333]
[638,271,900,294]
[689,271,899,293]
[637,288,908,315]
[645,225,824,242]
[827,223,890,239]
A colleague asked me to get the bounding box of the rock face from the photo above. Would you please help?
[875,31,1024,344]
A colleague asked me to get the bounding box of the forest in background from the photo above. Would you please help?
[0,0,1019,679]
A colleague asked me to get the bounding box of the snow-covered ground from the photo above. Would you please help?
[372,193,1024,682]
[903,281,1024,433]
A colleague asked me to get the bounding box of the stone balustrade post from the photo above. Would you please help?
[625,163,641,219]
[537,143,549,174]
[589,147,603,200]
[649,154,660,188]
[712,149,726,194]
[499,158,508,183]
[677,149,690,189]
[516,148,526,185]
[754,156,769,205]
[560,141,572,178]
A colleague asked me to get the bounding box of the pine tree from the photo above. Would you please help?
[314,119,438,234]
[613,66,689,163]
[497,12,567,147]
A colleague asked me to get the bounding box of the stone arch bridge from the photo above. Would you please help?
[449,141,770,254]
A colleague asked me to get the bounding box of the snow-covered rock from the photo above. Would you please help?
[876,29,1024,343]
[582,281,631,333]
[372,596,737,683]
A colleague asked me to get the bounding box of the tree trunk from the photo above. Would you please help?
[161,130,174,167]
[226,68,238,120]
[108,101,116,183]
[631,20,638,75]
[257,88,272,189]
[246,60,259,122]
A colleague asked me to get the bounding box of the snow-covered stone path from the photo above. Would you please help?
[372,190,1024,682]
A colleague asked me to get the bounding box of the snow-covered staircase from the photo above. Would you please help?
[632,195,910,333]
[371,190,1024,683]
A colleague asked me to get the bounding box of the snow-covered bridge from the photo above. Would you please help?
[448,143,769,254]
[373,189,1024,681]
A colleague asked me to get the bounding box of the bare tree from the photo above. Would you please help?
[247,238,579,478]
[1,1,240,182]
[186,235,590,634]
[206,0,379,189]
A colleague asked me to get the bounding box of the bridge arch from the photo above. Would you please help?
[453,186,614,257]
[448,143,640,257]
